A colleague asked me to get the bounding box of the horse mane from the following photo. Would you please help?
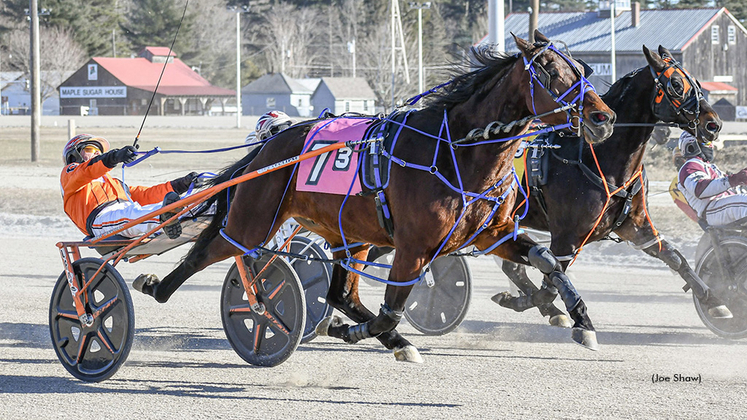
[423,46,520,113]
[600,67,645,109]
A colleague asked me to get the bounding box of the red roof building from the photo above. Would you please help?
[58,47,235,116]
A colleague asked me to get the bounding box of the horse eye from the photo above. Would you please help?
[671,80,684,96]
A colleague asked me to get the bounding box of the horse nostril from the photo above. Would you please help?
[591,111,614,125]
[706,121,720,132]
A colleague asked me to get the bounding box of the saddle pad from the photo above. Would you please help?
[296,118,370,195]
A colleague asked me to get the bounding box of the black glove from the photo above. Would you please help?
[101,146,138,168]
[170,172,200,194]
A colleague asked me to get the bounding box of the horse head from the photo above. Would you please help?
[513,30,615,144]
[643,45,722,143]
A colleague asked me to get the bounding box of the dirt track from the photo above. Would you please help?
[1,125,747,418]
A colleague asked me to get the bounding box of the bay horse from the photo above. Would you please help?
[494,45,732,326]
[133,31,615,361]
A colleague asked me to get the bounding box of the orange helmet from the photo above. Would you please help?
[63,134,110,164]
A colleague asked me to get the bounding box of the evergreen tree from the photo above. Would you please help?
[122,0,195,60]
[720,0,746,24]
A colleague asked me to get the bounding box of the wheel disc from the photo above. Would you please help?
[694,237,747,339]
[49,258,134,382]
[221,254,305,366]
[285,236,333,344]
[403,255,473,335]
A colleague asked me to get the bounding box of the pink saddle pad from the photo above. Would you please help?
[296,118,370,195]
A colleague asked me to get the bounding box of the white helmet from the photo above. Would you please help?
[255,111,292,140]
[678,131,701,159]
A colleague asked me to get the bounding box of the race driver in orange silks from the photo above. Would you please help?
[60,134,197,240]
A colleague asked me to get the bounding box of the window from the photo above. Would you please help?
[266,97,276,108]
[363,100,368,111]
[728,26,736,45]
[298,98,302,107]
[345,101,350,112]
[711,25,720,44]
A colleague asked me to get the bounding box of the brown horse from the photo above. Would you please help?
[133,31,615,361]
[495,45,732,326]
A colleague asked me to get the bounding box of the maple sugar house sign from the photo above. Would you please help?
[59,61,147,116]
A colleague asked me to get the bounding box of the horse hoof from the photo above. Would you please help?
[490,292,511,307]
[133,274,159,295]
[708,305,733,319]
[549,314,572,328]
[571,327,599,351]
[315,315,343,337]
[393,345,423,363]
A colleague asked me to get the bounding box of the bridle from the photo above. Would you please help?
[649,56,704,130]
[523,42,596,135]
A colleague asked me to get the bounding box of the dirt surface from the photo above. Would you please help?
[1,125,747,418]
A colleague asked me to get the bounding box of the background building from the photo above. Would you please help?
[58,47,235,116]
[481,5,747,119]
[311,77,376,116]
[241,73,318,117]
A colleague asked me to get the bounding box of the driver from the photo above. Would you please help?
[676,131,747,227]
[60,134,199,240]
[245,110,293,144]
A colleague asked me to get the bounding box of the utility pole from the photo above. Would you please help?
[409,2,431,97]
[390,0,409,111]
[610,0,617,83]
[529,0,539,43]
[29,0,41,162]
[487,0,504,52]
[228,5,249,128]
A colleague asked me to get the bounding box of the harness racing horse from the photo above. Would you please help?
[495,45,732,325]
[133,31,615,361]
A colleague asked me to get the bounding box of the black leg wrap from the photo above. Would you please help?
[550,271,581,312]
[347,323,372,344]
[532,282,558,306]
[368,303,403,337]
[528,245,560,275]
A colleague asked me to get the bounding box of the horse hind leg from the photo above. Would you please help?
[134,232,238,303]
[493,259,571,328]
[316,248,419,362]
[641,240,732,319]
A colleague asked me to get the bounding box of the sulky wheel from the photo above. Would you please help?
[403,255,472,336]
[285,236,333,344]
[49,258,134,382]
[221,253,306,366]
[694,236,747,339]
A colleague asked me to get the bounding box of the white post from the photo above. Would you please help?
[30,0,41,162]
[610,1,616,84]
[68,119,75,139]
[488,0,505,52]
[417,8,423,94]
[236,10,241,128]
[391,0,396,110]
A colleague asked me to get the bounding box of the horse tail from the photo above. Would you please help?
[184,145,264,262]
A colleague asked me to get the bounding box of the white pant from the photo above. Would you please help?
[704,194,747,227]
[90,201,162,239]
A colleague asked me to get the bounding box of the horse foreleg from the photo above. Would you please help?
[486,232,598,350]
[318,247,415,356]
[495,259,570,328]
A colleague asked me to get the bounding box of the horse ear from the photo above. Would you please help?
[534,30,550,43]
[643,45,666,72]
[512,32,532,56]
[658,45,673,60]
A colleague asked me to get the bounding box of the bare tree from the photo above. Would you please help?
[7,26,86,102]
[185,0,235,87]
[263,2,322,78]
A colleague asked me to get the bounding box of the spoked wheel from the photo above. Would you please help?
[694,237,747,339]
[49,258,134,382]
[284,236,333,344]
[403,255,473,335]
[221,253,306,366]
